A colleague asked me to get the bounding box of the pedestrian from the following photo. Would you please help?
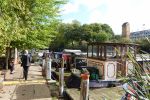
[21,50,31,80]
[9,58,15,74]
[50,51,54,59]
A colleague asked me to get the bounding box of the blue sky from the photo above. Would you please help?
[60,0,150,35]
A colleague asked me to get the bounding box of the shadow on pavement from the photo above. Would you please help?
[13,83,52,100]
[47,83,59,98]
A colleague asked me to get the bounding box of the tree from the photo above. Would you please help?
[49,23,68,51]
[95,32,110,42]
[80,24,92,42]
[101,24,114,36]
[0,0,66,50]
[64,20,81,47]
[112,35,122,42]
[87,23,113,42]
[49,21,115,51]
[135,38,150,53]
[89,23,102,33]
[0,0,66,69]
[119,37,131,43]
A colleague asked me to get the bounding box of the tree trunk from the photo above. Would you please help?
[72,41,74,47]
[5,47,10,70]
[14,48,18,64]
[79,40,82,45]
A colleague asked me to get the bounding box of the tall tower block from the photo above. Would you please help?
[122,22,130,39]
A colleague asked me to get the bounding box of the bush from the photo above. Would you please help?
[123,39,150,99]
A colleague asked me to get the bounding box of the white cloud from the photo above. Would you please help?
[62,0,150,34]
[87,0,150,34]
[78,0,104,10]
[61,1,79,14]
[62,18,74,23]
[88,10,102,23]
[61,0,104,14]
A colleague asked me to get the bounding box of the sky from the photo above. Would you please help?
[60,0,150,35]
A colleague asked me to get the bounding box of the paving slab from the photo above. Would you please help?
[0,64,58,100]
[66,86,124,100]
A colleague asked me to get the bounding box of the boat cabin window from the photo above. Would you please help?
[106,46,115,58]
[87,42,138,61]
[88,45,93,57]
[93,45,98,57]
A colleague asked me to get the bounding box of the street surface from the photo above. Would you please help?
[0,64,58,100]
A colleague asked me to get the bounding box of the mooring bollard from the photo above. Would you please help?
[0,70,6,90]
[0,73,4,90]
[0,78,3,90]
[46,58,52,80]
[42,59,46,76]
[80,73,90,100]
[59,68,64,97]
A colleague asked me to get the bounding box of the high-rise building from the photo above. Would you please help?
[130,29,150,40]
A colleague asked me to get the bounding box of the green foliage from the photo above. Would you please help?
[123,40,150,99]
[80,24,92,42]
[49,23,67,51]
[111,35,122,42]
[119,37,131,43]
[135,38,150,53]
[64,20,81,46]
[101,24,114,36]
[111,34,133,43]
[84,23,113,42]
[50,21,114,51]
[0,0,66,54]
[89,23,102,33]
[94,32,110,42]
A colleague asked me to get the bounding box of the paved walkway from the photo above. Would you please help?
[0,64,58,100]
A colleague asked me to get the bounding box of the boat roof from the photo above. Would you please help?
[54,52,63,54]
[63,49,81,53]
[88,42,139,46]
[63,49,82,55]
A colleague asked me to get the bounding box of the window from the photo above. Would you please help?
[88,45,92,57]
[93,45,98,57]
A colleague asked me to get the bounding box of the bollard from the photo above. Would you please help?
[1,70,6,81]
[61,57,64,68]
[46,58,52,80]
[0,78,3,90]
[42,59,45,68]
[80,73,90,100]
[59,68,64,97]
[0,70,6,90]
[44,57,49,78]
[0,73,4,90]
[42,59,46,76]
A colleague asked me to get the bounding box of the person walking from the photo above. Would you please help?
[21,50,31,80]
[9,58,15,74]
